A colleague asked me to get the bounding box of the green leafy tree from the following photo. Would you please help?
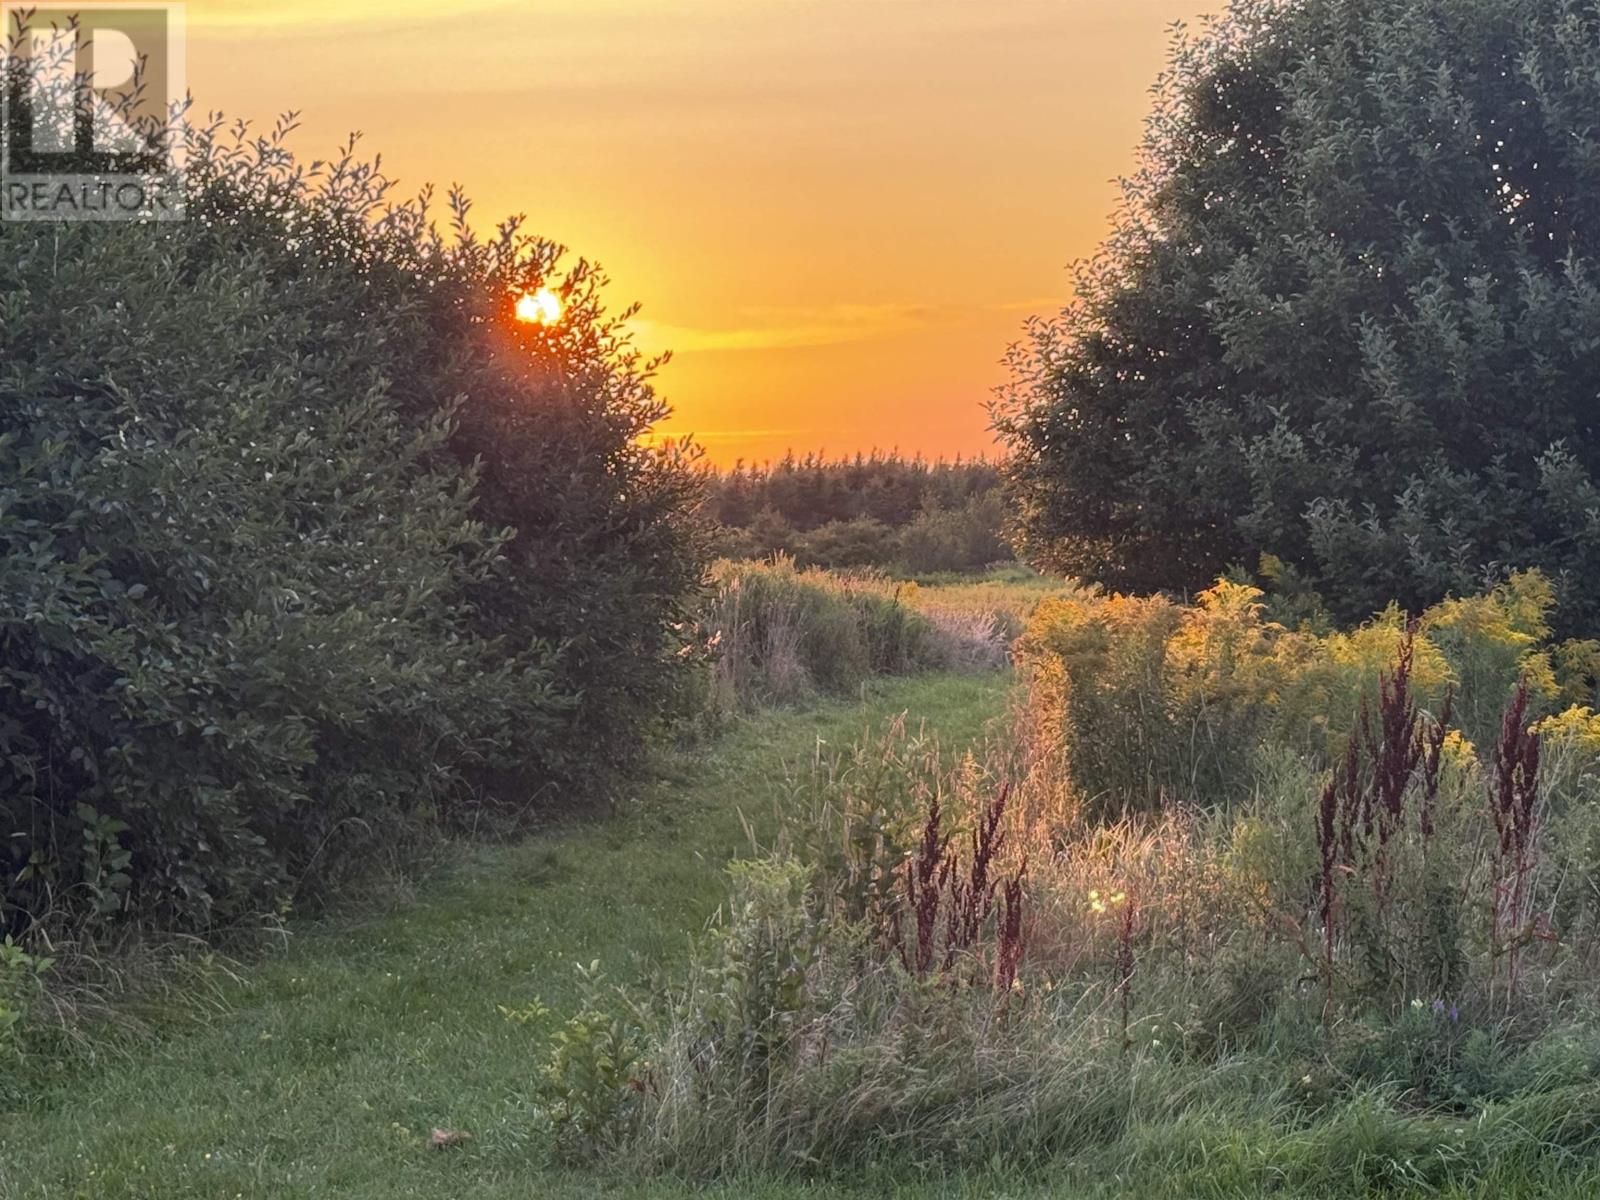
[997,0,1600,632]
[793,516,899,569]
[1,104,704,930]
[704,454,1011,572]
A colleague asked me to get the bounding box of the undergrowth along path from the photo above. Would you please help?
[0,675,1009,1200]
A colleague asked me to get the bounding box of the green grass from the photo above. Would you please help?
[8,668,1600,1200]
[0,675,1009,1200]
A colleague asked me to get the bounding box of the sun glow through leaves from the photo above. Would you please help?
[516,287,563,325]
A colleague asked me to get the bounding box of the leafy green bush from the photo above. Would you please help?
[897,491,1012,575]
[789,516,900,570]
[0,936,53,1099]
[0,113,703,932]
[535,962,649,1163]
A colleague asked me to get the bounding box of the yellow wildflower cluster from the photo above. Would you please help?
[1088,889,1127,914]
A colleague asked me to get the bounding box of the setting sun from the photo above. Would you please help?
[516,288,563,325]
[180,0,1221,464]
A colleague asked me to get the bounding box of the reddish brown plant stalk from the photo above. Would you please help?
[1489,680,1541,1004]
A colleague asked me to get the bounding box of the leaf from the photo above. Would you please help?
[428,1128,473,1150]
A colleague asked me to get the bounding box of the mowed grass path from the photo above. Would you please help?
[1,675,1010,1200]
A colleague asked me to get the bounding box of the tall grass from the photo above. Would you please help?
[532,570,1600,1191]
[698,558,1010,714]
[898,566,1061,641]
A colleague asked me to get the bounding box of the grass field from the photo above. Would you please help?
[0,676,1013,1200]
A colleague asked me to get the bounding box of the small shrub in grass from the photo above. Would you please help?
[771,713,943,932]
[0,936,52,1080]
[537,961,648,1163]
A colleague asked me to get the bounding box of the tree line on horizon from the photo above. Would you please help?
[702,452,1015,574]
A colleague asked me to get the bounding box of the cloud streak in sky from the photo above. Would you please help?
[630,303,935,354]
[630,297,1062,356]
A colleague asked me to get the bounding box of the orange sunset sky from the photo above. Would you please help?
[185,1,1218,465]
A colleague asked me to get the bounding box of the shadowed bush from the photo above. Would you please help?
[997,0,1600,638]
[0,108,704,933]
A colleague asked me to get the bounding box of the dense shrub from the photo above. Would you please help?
[1014,570,1589,815]
[0,112,703,932]
[997,0,1600,634]
[896,492,1012,575]
[789,516,900,570]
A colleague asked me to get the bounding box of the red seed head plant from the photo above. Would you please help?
[1354,625,1424,915]
[994,861,1028,1011]
[1316,730,1369,1019]
[1345,693,1382,847]
[1365,626,1422,842]
[1336,729,1362,866]
[944,783,1011,969]
[1419,686,1455,847]
[900,788,953,977]
[1489,679,1542,1004]
[1315,629,1435,1016]
[1492,682,1541,864]
[896,783,1027,996]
